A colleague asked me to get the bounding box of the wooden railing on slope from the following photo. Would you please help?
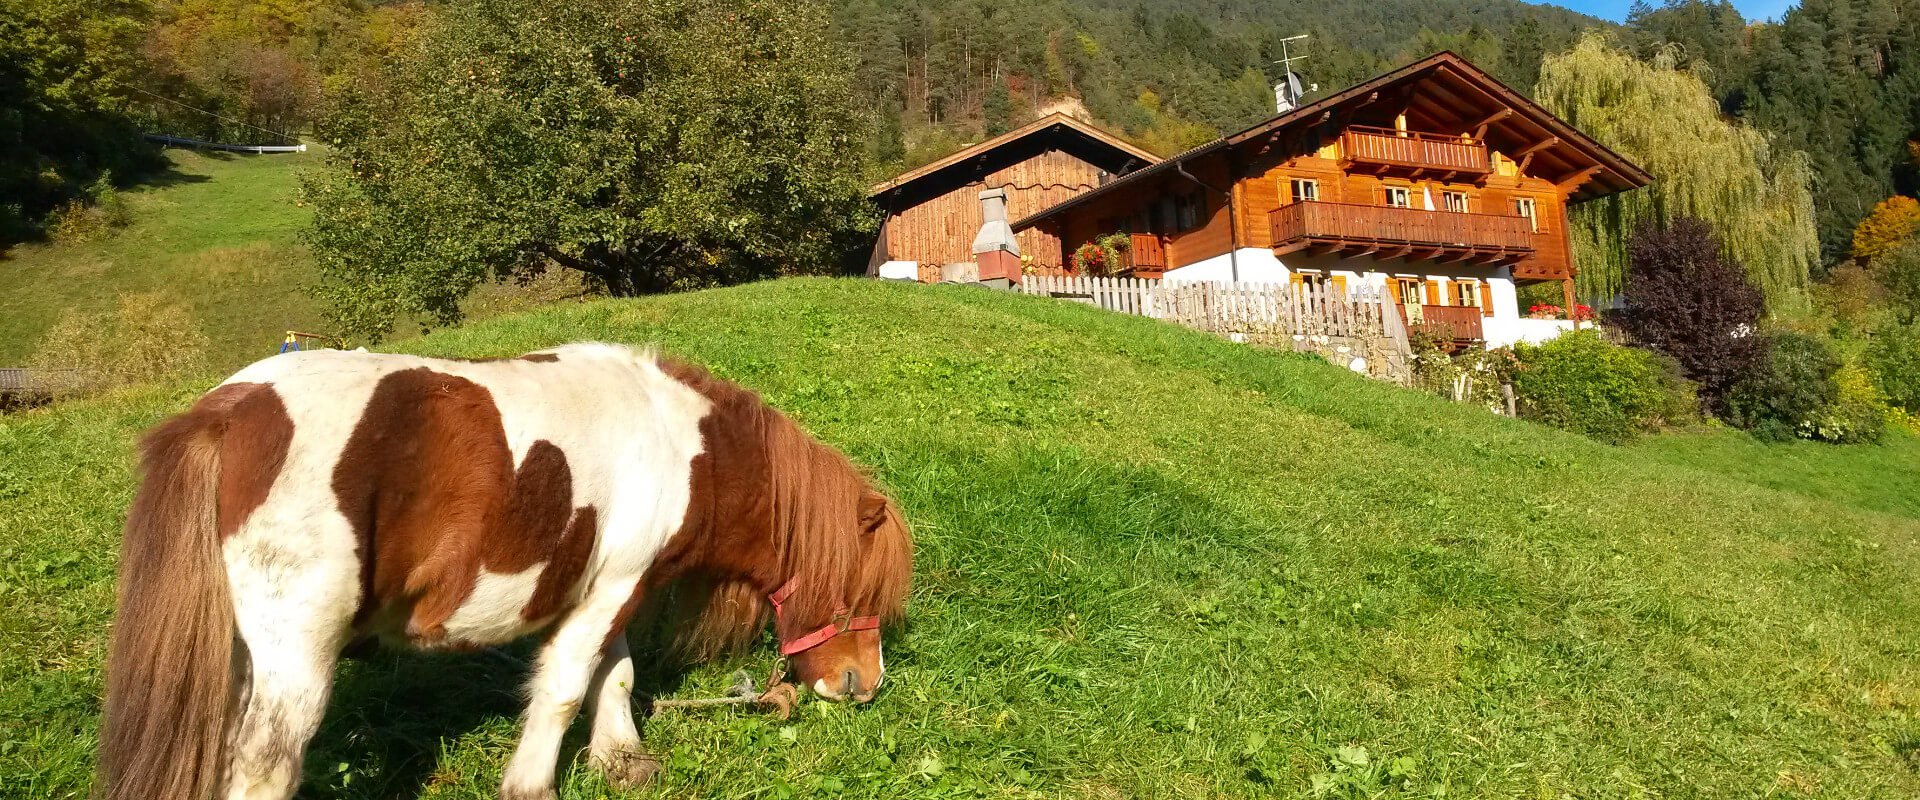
[1021,275,1398,343]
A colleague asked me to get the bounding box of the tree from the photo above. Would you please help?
[1617,218,1768,412]
[305,0,875,340]
[984,79,1014,135]
[1880,238,1920,324]
[1536,34,1819,313]
[0,0,157,242]
[1850,195,1920,261]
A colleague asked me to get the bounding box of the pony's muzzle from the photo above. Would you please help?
[810,667,880,703]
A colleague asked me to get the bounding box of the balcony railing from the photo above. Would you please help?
[1342,126,1491,175]
[1125,233,1166,272]
[1269,201,1535,261]
[1400,304,1484,343]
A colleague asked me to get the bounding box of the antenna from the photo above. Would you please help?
[1271,34,1318,113]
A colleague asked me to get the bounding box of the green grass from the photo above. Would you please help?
[0,148,324,368]
[4,278,1919,798]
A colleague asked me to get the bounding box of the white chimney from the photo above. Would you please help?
[971,188,1020,258]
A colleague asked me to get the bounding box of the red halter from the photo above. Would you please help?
[768,577,880,656]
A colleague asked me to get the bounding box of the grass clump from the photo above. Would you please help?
[3,279,1918,798]
[25,293,210,399]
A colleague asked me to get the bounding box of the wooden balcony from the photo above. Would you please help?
[1399,304,1484,343]
[1269,201,1535,265]
[1124,233,1166,273]
[1341,126,1491,177]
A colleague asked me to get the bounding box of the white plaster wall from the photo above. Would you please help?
[1484,317,1576,348]
[1163,248,1287,285]
[877,260,919,281]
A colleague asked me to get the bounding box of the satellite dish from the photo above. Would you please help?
[1275,71,1306,112]
[1272,34,1312,113]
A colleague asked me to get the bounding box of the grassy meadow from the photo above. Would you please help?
[0,148,325,368]
[3,278,1918,799]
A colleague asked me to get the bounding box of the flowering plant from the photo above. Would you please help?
[1527,304,1564,319]
[1071,233,1132,277]
[1571,304,1596,322]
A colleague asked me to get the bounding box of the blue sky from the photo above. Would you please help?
[1548,0,1799,22]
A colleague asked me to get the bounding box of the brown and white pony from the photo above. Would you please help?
[94,343,912,800]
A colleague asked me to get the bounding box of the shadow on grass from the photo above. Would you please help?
[305,648,531,799]
[300,633,744,797]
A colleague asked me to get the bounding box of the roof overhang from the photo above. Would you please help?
[869,112,1159,200]
[1012,52,1651,232]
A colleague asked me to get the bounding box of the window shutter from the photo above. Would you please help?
[1331,275,1348,297]
[1386,278,1402,304]
[1428,279,1444,306]
[1289,272,1304,292]
[1478,280,1494,317]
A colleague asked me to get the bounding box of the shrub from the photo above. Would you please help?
[1880,239,1920,325]
[1409,334,1516,409]
[1618,218,1768,412]
[1866,322,1920,413]
[1510,331,1693,443]
[26,293,211,398]
[43,174,131,245]
[1724,333,1838,442]
[1804,365,1888,444]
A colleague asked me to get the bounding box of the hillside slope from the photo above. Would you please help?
[3,279,1918,798]
[0,148,322,367]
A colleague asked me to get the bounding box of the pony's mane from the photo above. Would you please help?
[635,359,911,665]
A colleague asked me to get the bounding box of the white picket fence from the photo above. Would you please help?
[1022,274,1409,346]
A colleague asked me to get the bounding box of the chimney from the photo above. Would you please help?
[971,188,1022,287]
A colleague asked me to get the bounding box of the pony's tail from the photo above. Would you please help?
[96,414,238,800]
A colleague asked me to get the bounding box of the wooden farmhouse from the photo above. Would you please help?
[876,52,1652,349]
[868,113,1159,284]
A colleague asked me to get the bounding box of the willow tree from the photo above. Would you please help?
[1534,34,1818,313]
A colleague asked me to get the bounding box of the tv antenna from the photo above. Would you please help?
[1272,35,1318,113]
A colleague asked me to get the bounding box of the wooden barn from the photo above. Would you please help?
[868,113,1158,283]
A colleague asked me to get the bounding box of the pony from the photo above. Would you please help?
[94,343,912,800]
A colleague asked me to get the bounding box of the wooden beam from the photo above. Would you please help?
[1381,245,1414,262]
[1469,108,1513,139]
[1514,137,1560,160]
[1439,249,1477,265]
[1557,165,1606,194]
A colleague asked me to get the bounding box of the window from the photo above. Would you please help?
[1452,279,1484,309]
[1442,190,1470,213]
[1159,189,1205,230]
[1289,178,1319,204]
[1384,186,1412,208]
[1515,198,1539,232]
[1390,277,1427,306]
[1291,271,1349,298]
[1456,279,1494,317]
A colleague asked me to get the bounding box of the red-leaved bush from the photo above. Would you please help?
[1617,217,1767,413]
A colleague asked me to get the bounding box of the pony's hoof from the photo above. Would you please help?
[593,749,662,790]
[498,787,557,800]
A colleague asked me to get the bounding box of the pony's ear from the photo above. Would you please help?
[858,489,890,534]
